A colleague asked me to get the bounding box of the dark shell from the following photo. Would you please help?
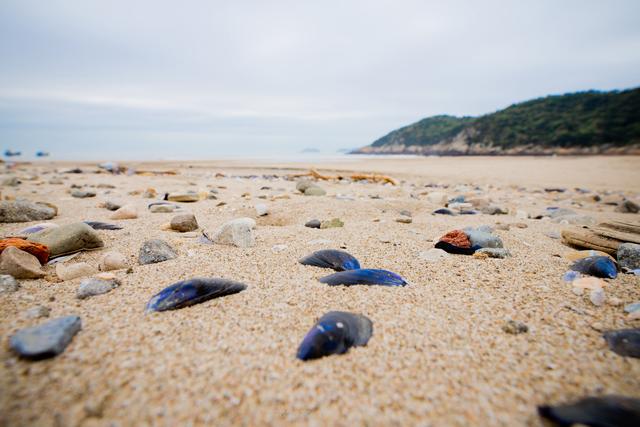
[145,278,247,312]
[538,395,640,427]
[571,256,617,279]
[319,268,407,286]
[299,249,361,271]
[83,221,123,230]
[434,241,479,255]
[297,311,373,361]
[147,201,178,209]
[433,208,455,215]
[603,328,640,358]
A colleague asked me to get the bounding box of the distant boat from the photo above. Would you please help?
[36,151,50,157]
[4,150,21,157]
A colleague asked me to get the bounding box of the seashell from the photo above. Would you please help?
[438,230,471,248]
[538,395,640,426]
[434,241,479,255]
[564,249,615,262]
[297,311,373,361]
[571,256,617,279]
[319,269,407,286]
[0,238,50,264]
[603,328,640,358]
[433,208,455,215]
[145,277,247,312]
[83,221,123,230]
[299,249,360,271]
[16,222,59,235]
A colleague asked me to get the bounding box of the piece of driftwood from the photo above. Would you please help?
[562,220,640,254]
[290,168,398,185]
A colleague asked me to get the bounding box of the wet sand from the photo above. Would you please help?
[1,155,639,426]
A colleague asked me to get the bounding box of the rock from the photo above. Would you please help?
[167,192,199,202]
[139,239,178,265]
[475,248,511,258]
[320,218,344,229]
[465,229,503,248]
[110,205,137,220]
[296,179,313,193]
[76,277,119,299]
[502,320,528,334]
[9,315,81,360]
[0,247,45,279]
[625,302,640,314]
[615,199,640,214]
[99,251,127,271]
[55,262,95,281]
[481,205,508,215]
[427,192,448,205]
[2,176,20,186]
[23,306,51,319]
[150,204,176,213]
[28,222,103,257]
[590,288,606,306]
[71,190,96,198]
[103,200,122,211]
[418,248,450,262]
[0,274,20,293]
[255,203,269,216]
[396,216,412,224]
[304,186,326,196]
[305,219,321,229]
[617,243,640,271]
[204,218,256,248]
[399,210,412,217]
[0,201,56,223]
[170,213,199,232]
[0,238,50,264]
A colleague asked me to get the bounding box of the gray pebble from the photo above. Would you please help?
[9,315,82,360]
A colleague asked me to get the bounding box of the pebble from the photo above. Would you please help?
[502,320,528,334]
[71,189,96,198]
[77,277,119,299]
[28,222,104,257]
[255,203,269,216]
[103,200,122,211]
[475,248,511,258]
[23,305,51,319]
[204,218,256,248]
[9,315,82,360]
[56,262,95,281]
[142,188,157,198]
[110,205,138,220]
[0,200,57,223]
[167,192,199,202]
[149,203,177,213]
[617,243,640,271]
[590,288,606,306]
[481,205,508,215]
[320,218,344,229]
[464,229,503,248]
[396,216,412,224]
[418,248,450,262]
[305,219,321,229]
[624,302,640,314]
[139,239,178,264]
[296,179,313,193]
[0,274,20,293]
[304,186,326,196]
[0,247,45,279]
[0,238,50,264]
[170,213,199,232]
[2,176,21,186]
[99,251,128,271]
[615,199,640,213]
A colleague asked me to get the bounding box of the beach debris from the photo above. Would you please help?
[138,239,177,265]
[434,230,481,255]
[0,238,50,264]
[0,200,57,223]
[23,305,51,319]
[464,227,504,248]
[433,208,455,215]
[475,248,512,259]
[77,277,119,299]
[570,256,617,279]
[561,219,640,254]
[615,199,640,214]
[617,243,640,271]
[319,269,407,286]
[305,219,321,229]
[83,221,123,230]
[255,203,269,216]
[0,274,19,293]
[110,205,137,220]
[27,222,104,257]
[299,249,361,271]
[320,218,344,229]
[481,205,508,215]
[0,247,46,279]
[170,213,199,232]
[419,248,450,262]
[56,262,95,281]
[204,218,256,248]
[9,315,82,360]
[291,168,397,185]
[396,213,412,223]
[167,191,199,202]
[145,278,247,312]
[99,251,127,271]
[71,189,96,198]
[297,311,373,361]
[603,329,640,358]
[502,320,528,334]
[538,395,640,426]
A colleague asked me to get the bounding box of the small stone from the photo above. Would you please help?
[296,179,313,193]
[255,203,269,216]
[304,186,326,196]
[103,201,122,211]
[0,238,50,264]
[167,192,199,202]
[99,251,127,271]
[0,274,20,293]
[475,248,511,258]
[590,288,606,306]
[56,262,95,281]
[139,239,178,265]
[305,219,321,229]
[396,217,412,224]
[502,320,528,334]
[624,302,640,314]
[110,205,137,220]
[28,222,103,257]
[320,218,344,229]
[77,277,118,299]
[170,213,199,232]
[513,223,528,229]
[142,188,157,198]
[150,204,176,213]
[399,210,412,217]
[23,306,51,319]
[71,190,96,198]
[418,248,450,262]
[615,199,640,214]
[465,229,503,248]
[617,243,640,271]
[9,315,82,360]
[0,201,57,223]
[2,176,21,186]
[481,205,508,215]
[203,218,256,248]
[0,247,45,279]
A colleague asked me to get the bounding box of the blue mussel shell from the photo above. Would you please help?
[299,249,361,271]
[571,256,617,279]
[145,278,247,312]
[319,268,407,286]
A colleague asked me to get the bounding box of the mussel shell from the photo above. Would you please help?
[538,395,640,427]
[299,249,361,271]
[297,311,373,360]
[83,221,123,230]
[433,208,455,215]
[571,256,617,279]
[603,328,640,358]
[434,241,480,255]
[319,268,407,286]
[145,278,247,312]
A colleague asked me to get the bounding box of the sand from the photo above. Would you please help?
[1,156,639,426]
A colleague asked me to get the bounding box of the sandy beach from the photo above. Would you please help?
[1,155,639,426]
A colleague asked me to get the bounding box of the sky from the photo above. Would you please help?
[1,0,639,160]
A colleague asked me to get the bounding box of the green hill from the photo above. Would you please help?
[357,88,640,155]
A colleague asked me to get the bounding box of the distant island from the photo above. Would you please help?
[353,87,640,155]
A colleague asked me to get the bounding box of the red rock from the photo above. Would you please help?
[0,238,50,264]
[438,230,471,248]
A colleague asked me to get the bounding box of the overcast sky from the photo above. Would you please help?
[1,0,639,159]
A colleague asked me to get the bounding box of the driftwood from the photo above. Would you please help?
[562,220,640,254]
[289,168,398,185]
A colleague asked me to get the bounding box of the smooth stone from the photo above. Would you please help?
[618,243,640,271]
[305,219,321,229]
[28,222,103,257]
[296,179,313,193]
[475,248,511,258]
[320,218,344,229]
[167,192,199,202]
[465,230,503,248]
[0,274,20,292]
[2,176,21,186]
[396,217,412,224]
[9,315,81,360]
[99,251,127,271]
[502,320,528,334]
[110,205,137,220]
[150,204,176,213]
[0,247,45,279]
[48,178,64,185]
[0,201,57,223]
[23,306,51,319]
[590,288,606,306]
[418,248,450,262]
[103,201,122,211]
[304,186,326,196]
[170,213,199,232]
[399,210,412,217]
[427,192,448,205]
[138,239,178,265]
[77,277,118,299]
[481,205,508,215]
[204,218,256,248]
[71,190,96,198]
[255,203,269,216]
[615,199,640,213]
[56,262,95,281]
